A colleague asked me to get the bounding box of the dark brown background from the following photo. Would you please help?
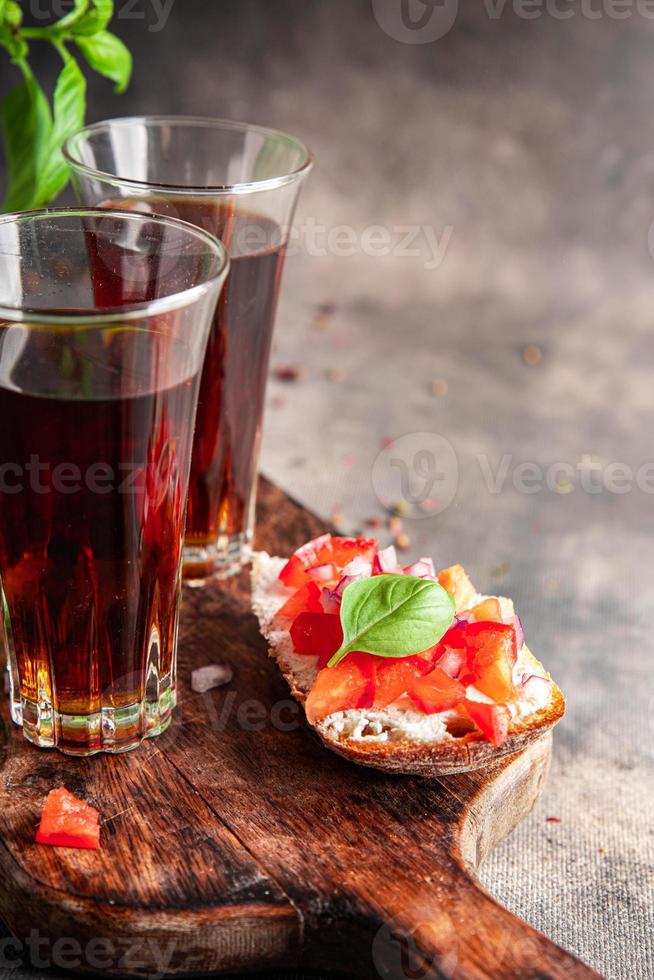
[1,2,653,978]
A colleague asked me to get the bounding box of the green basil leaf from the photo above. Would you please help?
[4,1,22,29]
[1,73,52,211]
[328,574,455,667]
[75,30,131,92]
[55,0,90,31]
[71,0,114,36]
[33,58,86,207]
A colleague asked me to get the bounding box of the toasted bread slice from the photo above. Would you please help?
[252,552,566,775]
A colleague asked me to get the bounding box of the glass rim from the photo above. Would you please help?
[63,115,314,197]
[0,207,230,325]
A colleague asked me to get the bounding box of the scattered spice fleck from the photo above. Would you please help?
[544,577,560,595]
[366,516,384,528]
[522,344,543,367]
[314,301,336,328]
[599,847,607,855]
[430,378,449,398]
[418,498,440,514]
[192,664,233,694]
[327,367,346,383]
[331,510,345,530]
[381,437,394,450]
[342,452,356,468]
[270,395,287,410]
[545,816,561,823]
[388,515,404,537]
[492,562,511,578]
[395,532,411,551]
[274,364,304,383]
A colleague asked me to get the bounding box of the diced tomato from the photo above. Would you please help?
[330,537,377,571]
[305,653,376,724]
[438,564,477,612]
[276,582,323,621]
[290,612,344,668]
[469,597,503,623]
[35,788,100,850]
[462,700,511,747]
[463,622,518,702]
[279,534,377,589]
[279,533,332,588]
[408,668,466,714]
[374,658,425,708]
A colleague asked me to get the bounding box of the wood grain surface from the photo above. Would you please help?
[0,479,602,979]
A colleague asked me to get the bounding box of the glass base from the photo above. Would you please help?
[10,686,175,757]
[183,531,252,585]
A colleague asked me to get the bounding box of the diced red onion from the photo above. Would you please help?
[512,615,525,650]
[436,648,465,679]
[376,545,398,574]
[341,556,373,578]
[404,558,437,580]
[521,674,551,699]
[454,611,474,625]
[191,664,233,693]
[320,587,341,614]
[306,562,336,583]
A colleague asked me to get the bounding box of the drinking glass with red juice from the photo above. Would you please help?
[65,117,312,581]
[0,209,228,754]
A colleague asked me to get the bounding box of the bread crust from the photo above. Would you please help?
[314,686,566,775]
[252,552,566,776]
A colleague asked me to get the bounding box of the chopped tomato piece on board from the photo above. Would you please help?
[279,534,377,588]
[464,622,518,702]
[408,668,466,714]
[469,597,503,623]
[305,653,375,724]
[35,788,100,850]
[290,612,343,668]
[437,564,477,612]
[462,701,511,747]
[276,582,323,620]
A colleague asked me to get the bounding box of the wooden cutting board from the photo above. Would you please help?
[0,479,600,980]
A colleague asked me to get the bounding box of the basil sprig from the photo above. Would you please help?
[0,0,132,211]
[328,574,455,668]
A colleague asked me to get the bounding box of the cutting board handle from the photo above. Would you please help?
[319,738,602,979]
[362,874,602,979]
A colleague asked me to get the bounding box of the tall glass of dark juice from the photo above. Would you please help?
[0,209,228,755]
[65,118,312,580]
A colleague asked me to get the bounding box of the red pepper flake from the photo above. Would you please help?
[430,378,448,398]
[342,453,356,468]
[545,816,561,823]
[274,364,304,383]
[522,344,543,367]
[270,395,287,410]
[381,437,394,450]
[418,498,440,514]
[366,516,384,528]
